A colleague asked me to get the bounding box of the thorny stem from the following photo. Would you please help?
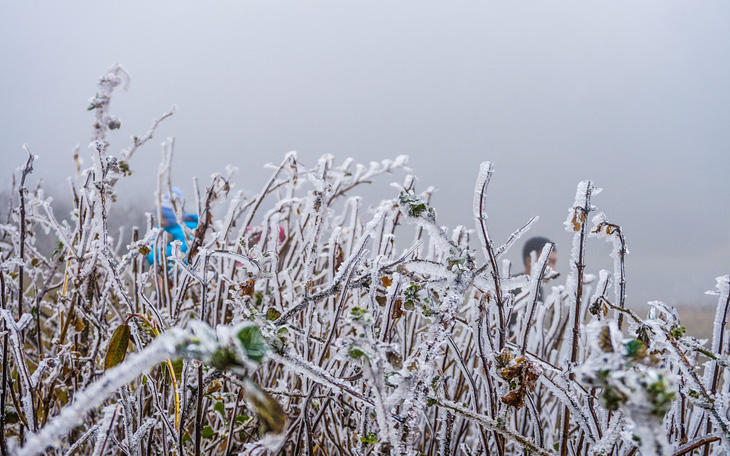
[186,177,221,264]
[194,364,203,456]
[520,242,555,355]
[560,181,594,456]
[119,106,177,162]
[474,163,507,351]
[16,149,35,354]
[614,226,627,331]
[592,220,627,330]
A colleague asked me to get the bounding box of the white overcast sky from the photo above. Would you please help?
[1,1,729,309]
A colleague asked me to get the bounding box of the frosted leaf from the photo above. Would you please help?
[584,320,621,354]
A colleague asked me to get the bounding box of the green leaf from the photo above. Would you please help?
[265,307,281,321]
[360,432,378,445]
[214,401,226,418]
[236,325,268,365]
[349,306,374,325]
[398,191,434,218]
[624,339,647,359]
[359,433,378,445]
[201,425,215,439]
[669,325,686,339]
[104,324,130,370]
[137,318,157,339]
[235,415,250,424]
[253,291,264,307]
[348,346,366,360]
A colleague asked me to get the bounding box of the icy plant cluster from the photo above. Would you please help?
[1,65,729,456]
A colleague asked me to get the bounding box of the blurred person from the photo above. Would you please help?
[508,236,558,337]
[146,188,198,266]
[512,236,558,302]
[520,236,557,277]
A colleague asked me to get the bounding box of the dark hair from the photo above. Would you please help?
[522,236,553,265]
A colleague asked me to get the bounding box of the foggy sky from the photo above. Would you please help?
[1,1,729,309]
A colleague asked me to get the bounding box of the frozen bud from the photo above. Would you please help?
[107,117,122,130]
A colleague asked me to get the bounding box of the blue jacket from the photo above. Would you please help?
[145,215,199,265]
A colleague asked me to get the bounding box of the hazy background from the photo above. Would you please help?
[1,1,729,318]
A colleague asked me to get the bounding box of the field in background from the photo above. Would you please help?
[675,304,716,341]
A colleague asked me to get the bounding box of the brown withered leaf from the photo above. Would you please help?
[597,325,614,353]
[334,244,345,272]
[500,356,542,399]
[386,350,403,369]
[523,366,541,392]
[571,210,586,231]
[571,216,580,231]
[74,314,86,332]
[501,389,526,409]
[589,298,608,317]
[494,349,514,370]
[380,276,393,288]
[206,379,223,395]
[500,364,522,381]
[239,279,255,297]
[392,299,404,319]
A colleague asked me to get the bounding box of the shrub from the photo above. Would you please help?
[2,65,729,456]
